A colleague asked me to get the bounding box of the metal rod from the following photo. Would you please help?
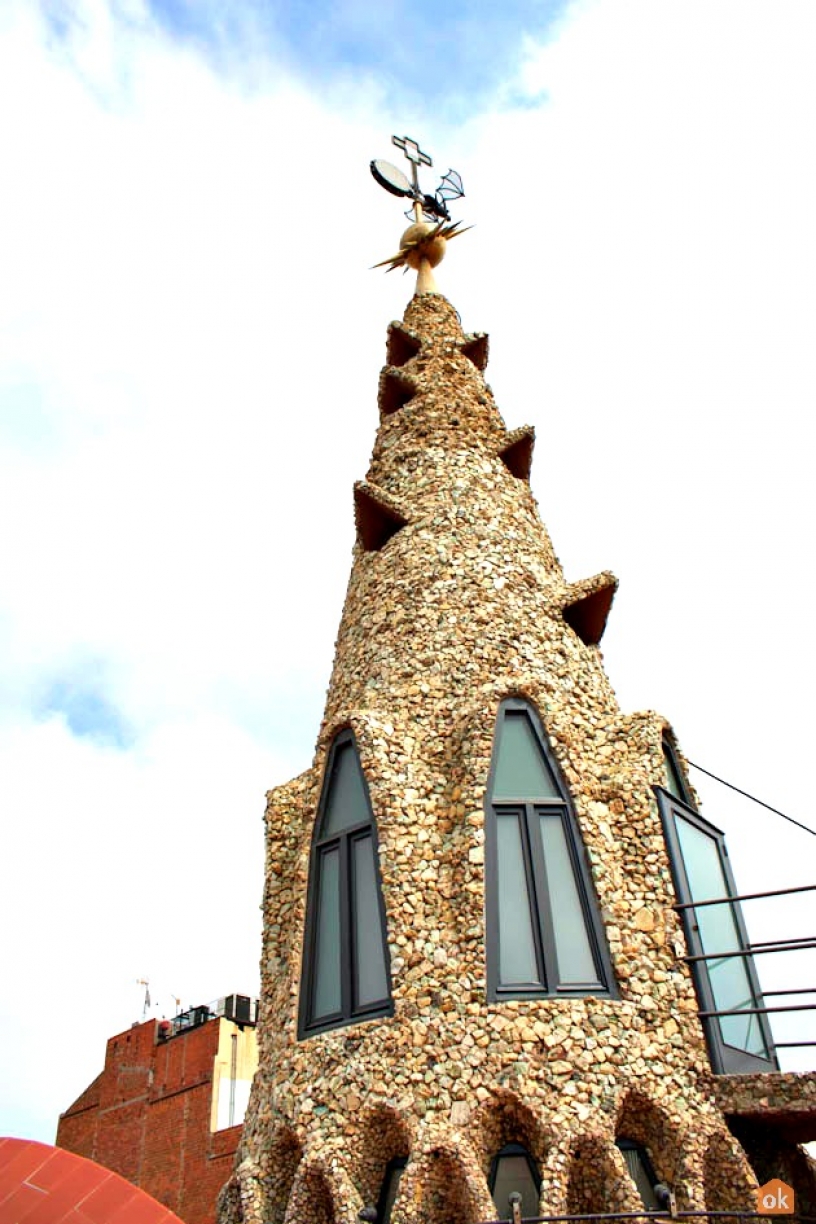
[698,1003,816,1017]
[674,884,816,910]
[481,1212,816,1224]
[774,1040,816,1047]
[761,987,816,996]
[687,758,816,837]
[684,939,816,962]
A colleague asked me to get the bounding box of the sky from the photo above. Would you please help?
[1,0,814,1144]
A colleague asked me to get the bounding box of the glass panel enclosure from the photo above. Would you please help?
[493,711,560,800]
[675,815,769,1057]
[352,833,389,1008]
[496,812,541,986]
[539,812,598,985]
[656,788,777,1074]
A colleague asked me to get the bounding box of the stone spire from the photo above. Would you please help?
[219,290,802,1224]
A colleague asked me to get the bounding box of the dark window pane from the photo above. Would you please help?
[496,812,541,986]
[492,1149,540,1221]
[617,1141,658,1210]
[312,847,341,1020]
[493,712,559,800]
[663,740,687,802]
[352,834,389,1007]
[378,1159,406,1224]
[322,741,369,836]
[539,813,598,985]
[675,814,768,1057]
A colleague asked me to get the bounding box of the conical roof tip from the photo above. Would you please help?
[402,292,465,345]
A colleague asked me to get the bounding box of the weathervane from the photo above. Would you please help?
[370,134,470,294]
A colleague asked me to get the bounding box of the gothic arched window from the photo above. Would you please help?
[489,1143,541,1221]
[486,699,615,1000]
[299,731,393,1037]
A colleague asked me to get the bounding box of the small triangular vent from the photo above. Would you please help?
[499,427,535,481]
[378,368,417,416]
[460,332,489,371]
[354,482,409,552]
[386,322,421,368]
[563,573,618,646]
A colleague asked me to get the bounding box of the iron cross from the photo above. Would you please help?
[392,134,432,194]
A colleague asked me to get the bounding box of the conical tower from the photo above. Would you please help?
[219,228,815,1224]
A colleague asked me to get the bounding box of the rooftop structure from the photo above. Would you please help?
[57,994,258,1224]
[217,143,815,1224]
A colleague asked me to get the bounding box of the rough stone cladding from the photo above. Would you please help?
[219,295,791,1224]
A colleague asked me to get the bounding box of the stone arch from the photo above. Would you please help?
[262,1123,304,1224]
[349,1104,413,1211]
[405,1140,495,1224]
[615,1089,684,1189]
[283,1155,344,1224]
[467,1088,552,1190]
[216,1174,243,1224]
[567,1132,642,1215]
[703,1127,757,1212]
[729,1121,816,1219]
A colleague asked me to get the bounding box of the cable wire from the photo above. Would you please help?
[687,760,815,837]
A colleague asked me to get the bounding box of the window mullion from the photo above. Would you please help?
[527,803,557,989]
[339,834,353,1019]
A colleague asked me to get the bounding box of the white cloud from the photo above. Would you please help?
[0,0,814,1144]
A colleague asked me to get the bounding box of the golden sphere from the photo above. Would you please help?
[400,222,447,270]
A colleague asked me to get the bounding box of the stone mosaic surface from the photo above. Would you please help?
[218,294,814,1224]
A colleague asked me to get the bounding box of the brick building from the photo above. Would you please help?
[57,996,258,1224]
[216,214,816,1224]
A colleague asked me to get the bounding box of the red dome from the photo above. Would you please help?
[0,1137,187,1223]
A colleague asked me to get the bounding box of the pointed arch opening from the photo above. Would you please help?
[485,699,615,1000]
[298,731,393,1037]
[351,1105,412,1222]
[489,1143,541,1222]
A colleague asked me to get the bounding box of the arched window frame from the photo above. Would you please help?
[485,698,616,1001]
[488,1142,542,1222]
[376,1156,407,1224]
[615,1138,659,1210]
[298,729,393,1038]
[661,732,692,805]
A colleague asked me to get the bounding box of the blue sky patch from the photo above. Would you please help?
[140,0,575,115]
[40,672,134,748]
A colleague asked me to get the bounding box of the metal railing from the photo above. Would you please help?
[674,884,816,1054]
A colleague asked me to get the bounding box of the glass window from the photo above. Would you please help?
[486,700,615,1000]
[299,732,393,1037]
[376,1157,407,1224]
[493,711,560,800]
[490,1143,541,1221]
[616,1139,659,1210]
[656,787,777,1074]
[675,814,769,1058]
[321,740,370,836]
[662,735,689,804]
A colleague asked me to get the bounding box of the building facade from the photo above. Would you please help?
[219,292,815,1224]
[58,997,258,1224]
